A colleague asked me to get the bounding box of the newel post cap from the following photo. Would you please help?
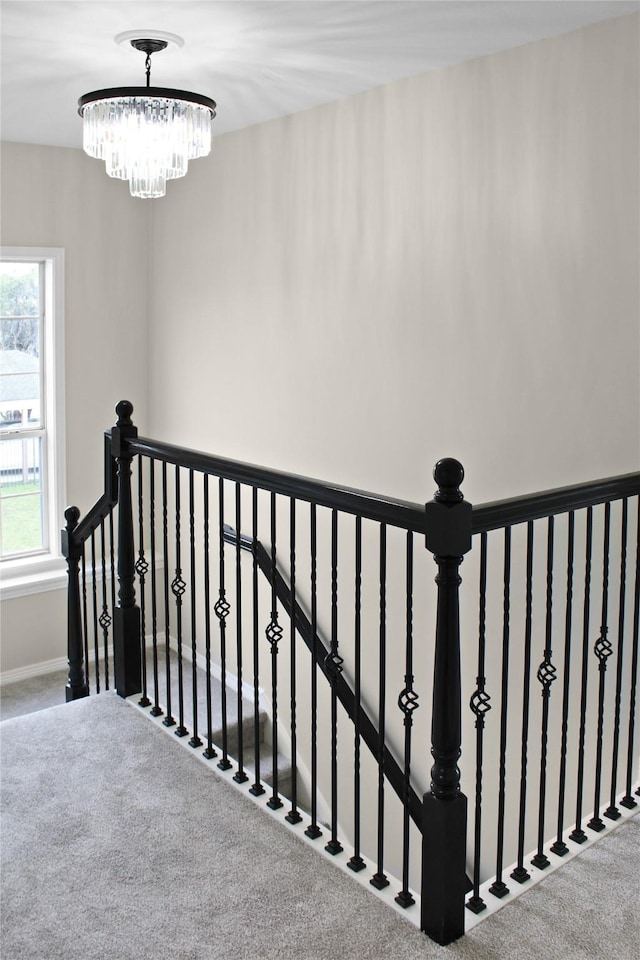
[425,459,472,557]
[61,505,81,559]
[111,400,137,456]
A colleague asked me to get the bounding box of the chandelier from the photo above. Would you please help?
[78,35,216,199]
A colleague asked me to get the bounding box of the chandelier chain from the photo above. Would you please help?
[145,53,152,87]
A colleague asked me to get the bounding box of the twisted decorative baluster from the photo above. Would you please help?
[396,530,418,908]
[266,492,283,809]
[304,504,322,839]
[215,477,232,770]
[467,532,491,912]
[172,465,188,738]
[347,516,364,869]
[325,509,344,856]
[550,512,575,857]
[588,502,612,833]
[511,522,534,882]
[531,517,558,870]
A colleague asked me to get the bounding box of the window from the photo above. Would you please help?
[0,248,65,590]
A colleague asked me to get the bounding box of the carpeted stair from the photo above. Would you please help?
[141,645,297,802]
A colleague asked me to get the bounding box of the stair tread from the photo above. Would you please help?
[143,646,294,794]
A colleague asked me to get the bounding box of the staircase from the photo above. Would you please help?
[142,644,298,805]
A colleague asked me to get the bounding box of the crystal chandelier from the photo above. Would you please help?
[78,36,216,199]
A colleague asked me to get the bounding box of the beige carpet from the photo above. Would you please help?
[1,693,638,960]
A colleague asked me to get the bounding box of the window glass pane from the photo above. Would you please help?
[1,493,44,556]
[0,261,41,432]
[0,435,42,484]
[0,435,45,555]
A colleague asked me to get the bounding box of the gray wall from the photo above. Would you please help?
[0,143,148,673]
[149,13,639,505]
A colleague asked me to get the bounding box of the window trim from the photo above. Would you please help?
[0,247,66,597]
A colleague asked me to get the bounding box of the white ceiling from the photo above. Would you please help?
[2,1,638,149]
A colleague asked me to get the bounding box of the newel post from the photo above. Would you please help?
[422,458,472,944]
[112,400,142,698]
[62,505,89,701]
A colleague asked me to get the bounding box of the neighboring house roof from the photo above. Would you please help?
[0,350,39,404]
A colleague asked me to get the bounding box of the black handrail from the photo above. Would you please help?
[72,433,119,543]
[129,436,427,533]
[473,472,640,533]
[222,524,424,828]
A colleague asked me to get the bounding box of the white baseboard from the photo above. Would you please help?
[0,632,266,696]
[154,633,265,711]
[0,655,68,686]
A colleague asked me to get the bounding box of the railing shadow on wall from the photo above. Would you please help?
[62,402,640,946]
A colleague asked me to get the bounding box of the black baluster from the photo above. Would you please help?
[202,475,217,760]
[604,499,629,820]
[621,500,639,809]
[148,459,163,717]
[249,487,264,794]
[112,401,142,699]
[91,531,100,692]
[370,523,388,883]
[550,512,575,856]
[489,526,512,898]
[136,462,151,707]
[347,515,364,869]
[531,517,558,870]
[63,506,89,700]
[162,461,175,727]
[511,522,534,883]
[286,498,302,821]
[266,491,283,809]
[188,470,202,749]
[109,509,116,641]
[588,502,612,832]
[81,544,91,692]
[233,483,247,782]
[172,466,188,738]
[467,532,491,911]
[305,504,322,839]
[216,477,232,770]
[422,460,472,945]
[99,519,111,690]
[396,530,418,908]
[569,506,593,844]
[326,509,344,855]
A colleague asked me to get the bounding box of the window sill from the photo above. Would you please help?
[0,555,67,600]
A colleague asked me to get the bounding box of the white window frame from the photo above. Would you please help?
[0,247,66,598]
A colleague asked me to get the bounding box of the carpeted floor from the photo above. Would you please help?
[1,694,638,960]
[0,667,69,721]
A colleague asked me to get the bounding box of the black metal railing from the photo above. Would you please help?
[63,402,640,946]
[465,475,640,915]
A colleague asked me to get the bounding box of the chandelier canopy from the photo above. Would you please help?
[78,36,216,199]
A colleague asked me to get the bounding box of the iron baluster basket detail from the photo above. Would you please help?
[98,607,112,633]
[470,688,491,719]
[324,649,345,679]
[266,618,283,649]
[536,659,558,691]
[398,686,420,718]
[171,573,186,598]
[594,633,613,662]
[214,596,230,621]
